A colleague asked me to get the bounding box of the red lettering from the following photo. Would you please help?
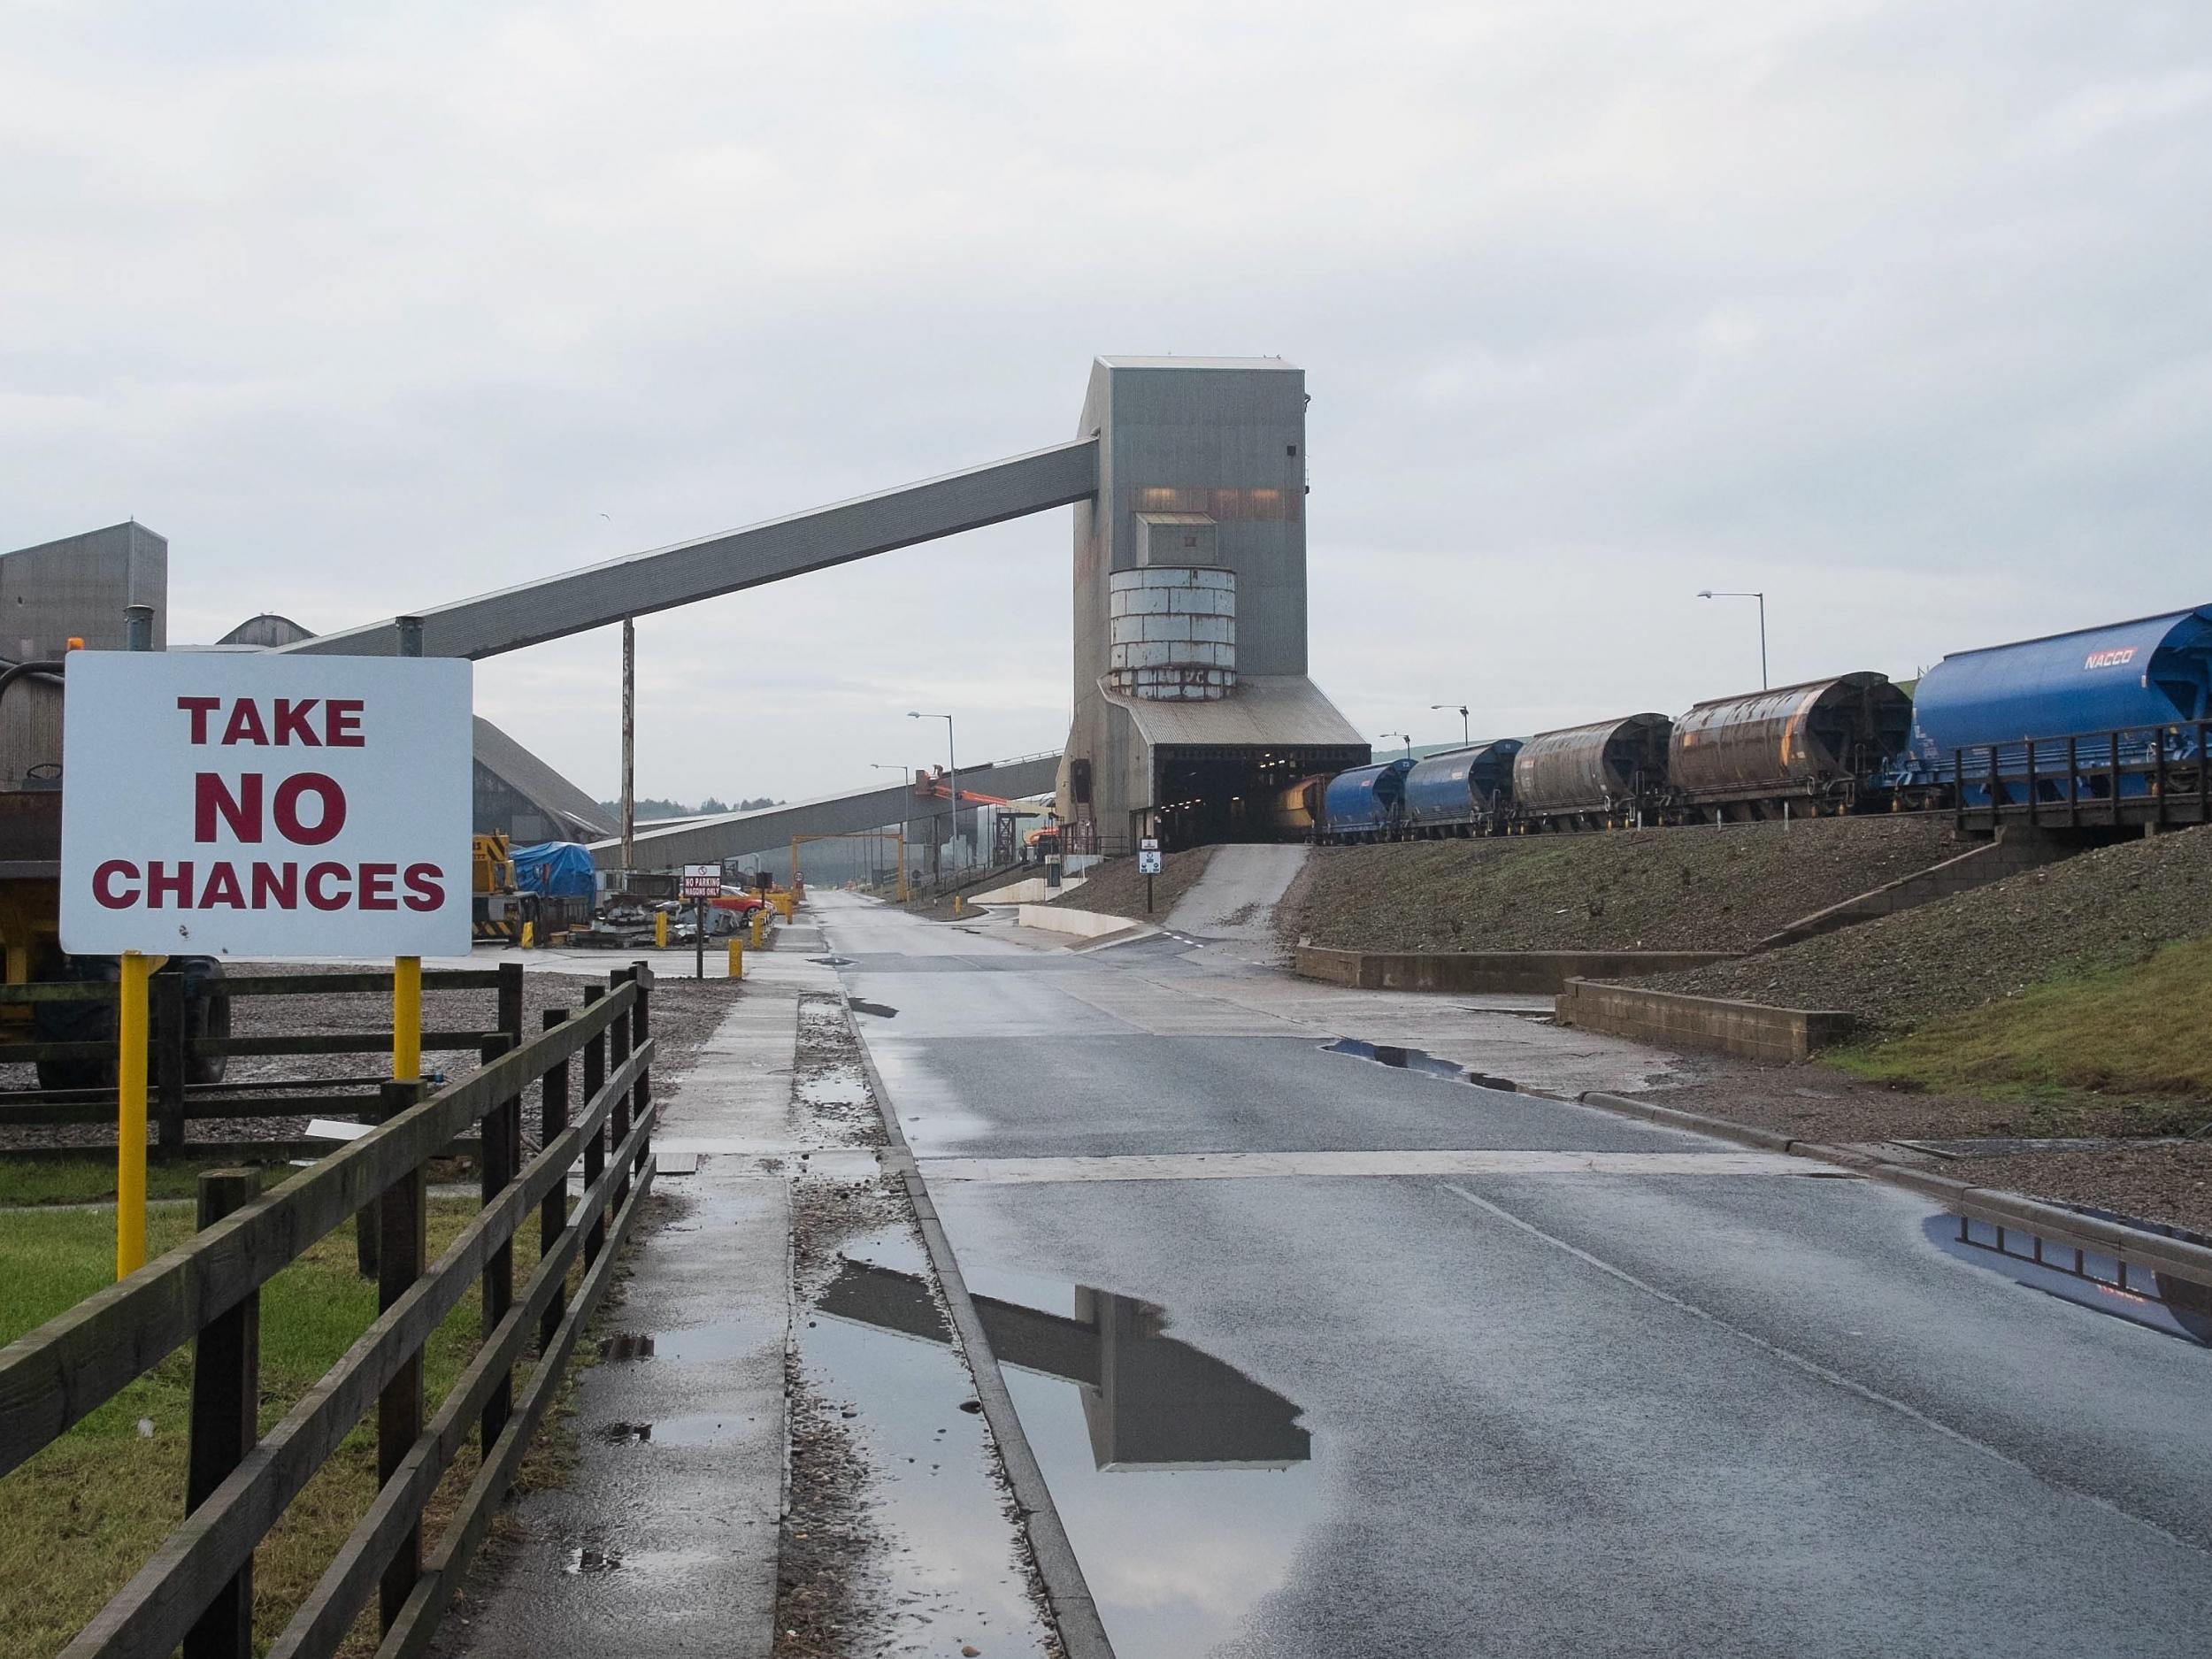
[199,863,245,908]
[250,863,297,910]
[403,863,444,911]
[326,699,365,747]
[178,696,221,744]
[304,862,349,910]
[273,698,320,746]
[273,773,347,845]
[93,859,139,908]
[220,701,269,746]
[146,861,192,908]
[358,863,397,910]
[194,773,263,843]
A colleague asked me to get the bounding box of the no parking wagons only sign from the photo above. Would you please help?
[59,653,474,958]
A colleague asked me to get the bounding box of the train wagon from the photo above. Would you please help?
[1909,605,2212,805]
[1670,672,1914,820]
[1317,759,1415,843]
[1401,740,1524,837]
[1511,714,1671,830]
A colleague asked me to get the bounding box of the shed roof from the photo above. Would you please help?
[472,715,617,840]
[1102,674,1366,749]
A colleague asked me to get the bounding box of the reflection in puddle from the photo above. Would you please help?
[1929,1212,2212,1347]
[798,1225,1052,1655]
[827,1238,1320,1657]
[1323,1037,1517,1092]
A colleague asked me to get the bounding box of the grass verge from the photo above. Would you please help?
[0,1155,279,1208]
[1825,933,2212,1135]
[0,1190,588,1657]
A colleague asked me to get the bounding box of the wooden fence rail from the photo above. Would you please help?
[0,963,657,1659]
[0,963,527,1151]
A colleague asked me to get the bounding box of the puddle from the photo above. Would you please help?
[849,998,899,1018]
[1324,1037,1517,1093]
[1928,1211,2212,1347]
[797,1222,1053,1654]
[833,1236,1322,1658]
[603,1332,657,1362]
[809,955,857,966]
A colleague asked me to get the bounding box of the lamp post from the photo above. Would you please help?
[909,713,957,874]
[1430,703,1471,747]
[1698,589,1767,688]
[1380,730,1412,761]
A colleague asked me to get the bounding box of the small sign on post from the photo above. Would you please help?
[1138,837,1162,911]
[59,652,472,1278]
[681,866,718,979]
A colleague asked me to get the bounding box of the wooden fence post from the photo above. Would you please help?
[495,961,526,1048]
[184,1168,260,1659]
[606,972,633,1213]
[628,962,651,1178]
[375,1079,425,1632]
[156,972,188,1161]
[580,987,607,1266]
[479,1033,518,1453]
[539,1010,570,1356]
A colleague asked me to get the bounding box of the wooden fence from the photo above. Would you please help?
[0,963,526,1154]
[0,964,657,1659]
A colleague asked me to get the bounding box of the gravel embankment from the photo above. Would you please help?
[1632,825,2212,1032]
[1280,817,1963,953]
[1040,845,1217,920]
[0,962,741,1153]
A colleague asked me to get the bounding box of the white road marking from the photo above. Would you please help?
[1437,1181,2207,1556]
[914,1148,1823,1183]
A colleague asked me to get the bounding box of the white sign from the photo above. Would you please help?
[1139,837,1159,850]
[60,653,474,957]
[1138,849,1163,875]
[680,864,721,898]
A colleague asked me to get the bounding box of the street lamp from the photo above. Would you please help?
[1698,589,1768,688]
[1430,703,1471,747]
[909,713,958,873]
[1380,730,1412,761]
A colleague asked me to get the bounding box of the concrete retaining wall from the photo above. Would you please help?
[972,875,1086,905]
[1555,978,1855,1063]
[1017,904,1136,940]
[1294,947,1739,995]
[1754,828,2073,952]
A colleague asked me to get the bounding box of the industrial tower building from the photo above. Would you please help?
[1059,357,1368,849]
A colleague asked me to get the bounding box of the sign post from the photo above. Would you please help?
[1138,838,1162,913]
[61,653,472,1279]
[681,865,720,980]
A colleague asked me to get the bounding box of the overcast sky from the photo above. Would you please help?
[5,2,2208,804]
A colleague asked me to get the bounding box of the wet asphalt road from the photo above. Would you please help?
[818,891,2212,1659]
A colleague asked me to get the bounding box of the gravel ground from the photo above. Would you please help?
[1632,824,2212,1031]
[1280,816,1965,953]
[0,960,742,1154]
[1040,846,1217,920]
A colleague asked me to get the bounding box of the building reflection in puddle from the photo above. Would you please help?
[818,1247,1321,1656]
[1928,1211,2212,1347]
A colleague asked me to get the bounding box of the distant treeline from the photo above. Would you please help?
[596,795,780,821]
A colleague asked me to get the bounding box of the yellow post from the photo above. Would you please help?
[955,894,964,917]
[520,919,534,949]
[116,950,153,1279]
[750,908,766,947]
[728,937,744,979]
[655,910,669,949]
[394,956,422,1082]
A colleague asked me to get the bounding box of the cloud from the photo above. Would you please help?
[4,0,2208,795]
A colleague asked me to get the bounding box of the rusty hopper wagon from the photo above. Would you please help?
[1669,672,1916,820]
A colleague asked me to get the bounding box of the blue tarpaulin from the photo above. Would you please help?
[511,841,596,899]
